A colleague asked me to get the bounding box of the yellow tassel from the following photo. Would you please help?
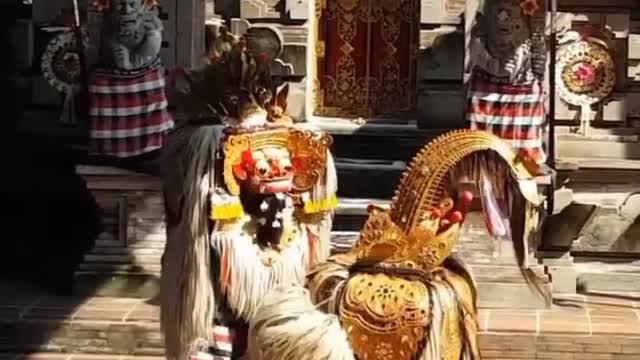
[210,201,244,220]
[304,193,338,214]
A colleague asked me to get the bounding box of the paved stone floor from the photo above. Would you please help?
[1,283,639,359]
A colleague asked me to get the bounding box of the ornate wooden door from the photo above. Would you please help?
[312,0,419,118]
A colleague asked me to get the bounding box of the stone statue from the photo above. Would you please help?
[467,0,547,165]
[88,0,173,159]
[98,0,163,70]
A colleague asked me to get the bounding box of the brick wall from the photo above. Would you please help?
[481,334,640,360]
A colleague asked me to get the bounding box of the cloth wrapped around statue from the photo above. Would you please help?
[466,0,548,165]
[89,59,174,157]
[467,70,545,165]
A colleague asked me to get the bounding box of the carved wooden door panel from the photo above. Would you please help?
[313,0,419,118]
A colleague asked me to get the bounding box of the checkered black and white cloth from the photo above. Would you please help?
[89,60,174,158]
[467,70,546,165]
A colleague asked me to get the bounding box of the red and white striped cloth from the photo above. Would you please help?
[467,72,546,164]
[189,325,234,360]
[89,61,174,158]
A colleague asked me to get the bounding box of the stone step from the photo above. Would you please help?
[577,270,640,293]
[557,138,640,160]
[94,240,167,249]
[88,248,165,256]
[555,157,640,171]
[555,126,640,137]
[313,119,448,160]
[335,158,404,198]
[3,290,640,358]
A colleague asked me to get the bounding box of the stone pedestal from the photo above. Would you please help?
[240,0,280,19]
[540,250,577,294]
[73,166,164,298]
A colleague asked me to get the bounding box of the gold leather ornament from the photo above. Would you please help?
[222,127,333,196]
[340,273,430,360]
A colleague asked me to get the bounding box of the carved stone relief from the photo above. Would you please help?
[421,0,464,25]
[418,27,463,81]
[240,0,280,19]
[572,193,640,253]
[229,18,299,75]
[286,0,307,19]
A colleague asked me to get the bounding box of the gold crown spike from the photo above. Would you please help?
[221,126,333,196]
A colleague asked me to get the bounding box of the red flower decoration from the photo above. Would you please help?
[574,63,596,83]
[520,0,539,16]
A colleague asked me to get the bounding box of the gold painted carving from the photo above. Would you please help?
[313,0,419,118]
[340,273,429,360]
[222,127,332,195]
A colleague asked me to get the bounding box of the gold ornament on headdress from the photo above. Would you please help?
[221,126,333,196]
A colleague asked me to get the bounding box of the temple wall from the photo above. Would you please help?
[12,0,640,302]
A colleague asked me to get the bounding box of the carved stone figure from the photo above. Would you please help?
[97,0,163,70]
[467,0,547,165]
[88,0,173,158]
[160,45,338,360]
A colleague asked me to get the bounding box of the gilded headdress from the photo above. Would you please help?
[220,124,333,196]
[352,129,540,272]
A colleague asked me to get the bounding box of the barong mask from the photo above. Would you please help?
[171,41,338,220]
[160,41,338,360]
